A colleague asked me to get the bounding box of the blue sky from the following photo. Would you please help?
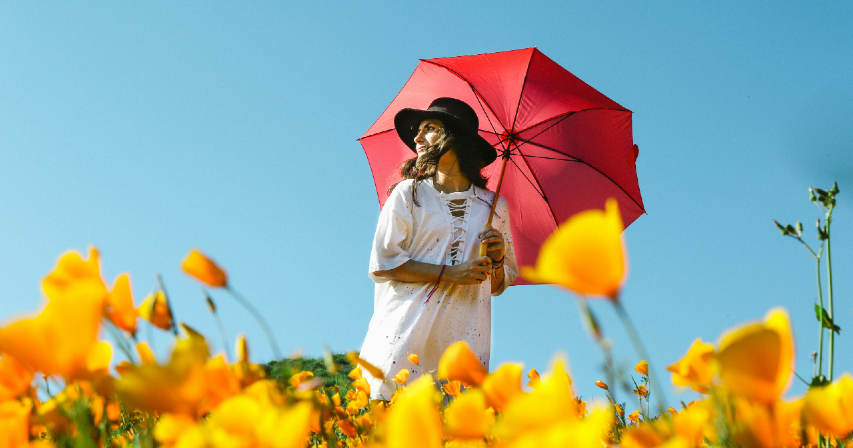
[1,1,852,407]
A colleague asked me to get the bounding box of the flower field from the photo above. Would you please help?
[0,186,849,447]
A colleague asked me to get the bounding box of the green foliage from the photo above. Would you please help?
[267,353,356,389]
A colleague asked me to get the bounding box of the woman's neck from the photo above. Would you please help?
[434,151,470,193]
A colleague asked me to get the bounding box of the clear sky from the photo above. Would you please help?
[1,1,852,407]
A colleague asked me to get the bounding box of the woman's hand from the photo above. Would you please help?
[479,226,506,263]
[445,256,493,285]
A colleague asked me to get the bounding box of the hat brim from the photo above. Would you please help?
[394,108,498,168]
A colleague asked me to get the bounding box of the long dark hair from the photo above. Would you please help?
[388,125,489,206]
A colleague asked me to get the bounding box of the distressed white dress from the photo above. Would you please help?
[360,178,518,399]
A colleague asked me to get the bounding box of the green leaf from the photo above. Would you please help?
[815,304,841,334]
[829,181,839,196]
[773,220,789,235]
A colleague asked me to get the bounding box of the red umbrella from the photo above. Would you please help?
[358,47,644,285]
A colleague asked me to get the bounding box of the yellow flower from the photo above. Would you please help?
[181,249,228,288]
[715,308,793,404]
[408,353,420,365]
[615,403,624,417]
[521,199,626,299]
[235,334,249,363]
[480,363,523,411]
[594,380,608,390]
[256,401,314,448]
[628,410,641,422]
[347,352,385,380]
[394,368,410,384]
[137,341,156,364]
[493,357,577,442]
[289,371,315,388]
[803,374,853,437]
[635,360,648,376]
[114,331,210,416]
[672,402,711,446]
[667,338,715,394]
[438,341,488,386]
[506,410,612,448]
[444,389,494,440]
[0,355,32,401]
[385,375,443,448]
[348,367,363,381]
[139,290,173,331]
[0,249,109,378]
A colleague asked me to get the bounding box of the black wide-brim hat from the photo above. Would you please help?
[394,97,498,168]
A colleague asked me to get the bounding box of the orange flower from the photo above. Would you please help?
[408,353,420,365]
[105,273,138,335]
[667,338,715,394]
[633,384,648,397]
[444,389,494,439]
[0,248,109,378]
[0,355,32,401]
[438,341,488,386]
[394,369,410,384]
[200,355,241,414]
[480,363,523,411]
[635,360,648,376]
[595,380,609,390]
[615,403,624,417]
[715,308,793,404]
[527,368,542,389]
[442,380,462,397]
[521,199,627,299]
[628,410,640,422]
[181,249,228,288]
[0,400,31,447]
[139,290,173,331]
[803,374,853,437]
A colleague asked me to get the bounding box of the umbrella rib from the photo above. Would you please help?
[510,49,536,133]
[509,150,561,230]
[507,156,547,200]
[357,128,396,141]
[421,59,509,157]
[520,140,646,213]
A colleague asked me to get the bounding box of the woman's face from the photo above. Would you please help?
[414,119,444,154]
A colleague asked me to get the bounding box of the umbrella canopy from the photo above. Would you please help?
[359,47,644,285]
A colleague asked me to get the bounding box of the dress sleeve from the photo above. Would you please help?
[368,183,413,283]
[492,196,518,296]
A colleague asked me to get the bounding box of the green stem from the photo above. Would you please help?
[816,257,824,379]
[225,285,283,360]
[826,214,835,380]
[613,301,669,416]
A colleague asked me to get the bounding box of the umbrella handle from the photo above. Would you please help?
[478,154,510,259]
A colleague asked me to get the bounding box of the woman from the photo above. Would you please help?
[359,97,518,399]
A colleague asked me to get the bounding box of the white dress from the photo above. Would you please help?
[360,178,518,399]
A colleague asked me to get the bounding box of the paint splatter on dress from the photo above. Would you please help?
[359,178,518,399]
